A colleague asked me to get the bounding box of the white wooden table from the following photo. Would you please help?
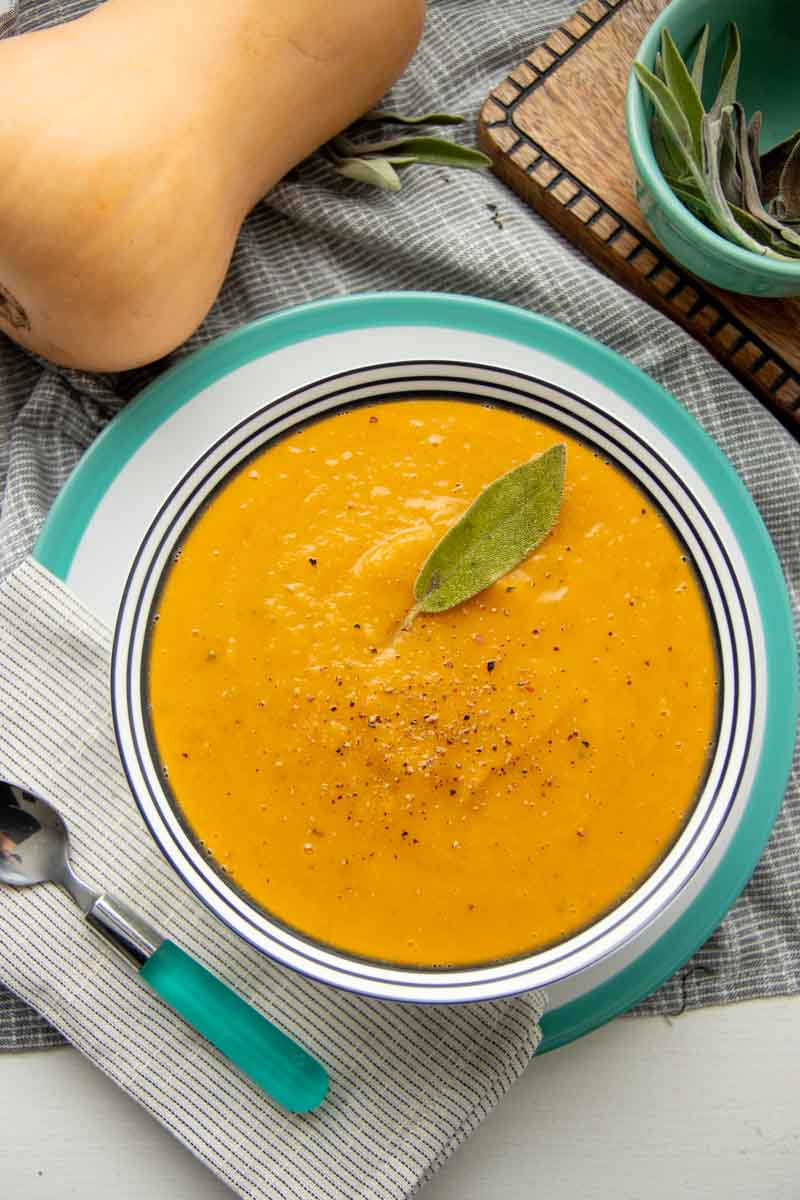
[1,996,797,1198]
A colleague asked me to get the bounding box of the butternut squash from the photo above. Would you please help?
[0,0,426,371]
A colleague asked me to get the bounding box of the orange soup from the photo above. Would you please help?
[147,399,718,966]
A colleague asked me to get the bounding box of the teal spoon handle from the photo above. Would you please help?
[139,940,328,1112]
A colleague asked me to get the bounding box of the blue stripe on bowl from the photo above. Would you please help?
[113,362,756,1005]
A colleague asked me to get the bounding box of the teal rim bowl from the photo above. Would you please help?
[625,0,800,297]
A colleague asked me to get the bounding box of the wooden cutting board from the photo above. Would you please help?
[477,0,800,431]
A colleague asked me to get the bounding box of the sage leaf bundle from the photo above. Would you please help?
[405,443,566,627]
[322,111,491,192]
[633,23,800,259]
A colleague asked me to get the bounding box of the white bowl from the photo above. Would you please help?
[36,294,795,1047]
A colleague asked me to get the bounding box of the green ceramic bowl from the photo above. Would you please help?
[626,0,800,297]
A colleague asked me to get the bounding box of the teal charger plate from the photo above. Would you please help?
[34,292,797,1050]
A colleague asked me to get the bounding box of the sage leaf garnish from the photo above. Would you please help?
[406,443,566,625]
[636,22,800,260]
[320,108,491,192]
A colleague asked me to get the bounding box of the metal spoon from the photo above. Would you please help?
[0,776,328,1112]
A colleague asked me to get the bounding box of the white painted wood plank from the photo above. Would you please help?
[1,998,798,1199]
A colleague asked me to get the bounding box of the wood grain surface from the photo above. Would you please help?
[477,0,800,430]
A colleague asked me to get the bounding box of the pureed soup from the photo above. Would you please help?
[147,399,718,967]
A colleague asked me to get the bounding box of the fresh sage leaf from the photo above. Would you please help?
[362,110,465,127]
[667,178,799,253]
[665,177,709,212]
[761,130,800,208]
[717,104,742,206]
[689,24,710,94]
[660,28,705,166]
[711,22,741,115]
[408,444,566,621]
[667,180,721,229]
[700,111,778,256]
[733,103,800,249]
[330,155,403,191]
[747,111,763,196]
[665,165,800,255]
[776,136,800,220]
[652,115,692,182]
[350,136,491,172]
[632,62,701,187]
[762,226,800,259]
[322,113,489,192]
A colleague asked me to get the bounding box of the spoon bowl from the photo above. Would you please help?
[0,781,73,889]
[0,780,102,911]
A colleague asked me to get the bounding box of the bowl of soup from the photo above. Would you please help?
[108,293,792,1007]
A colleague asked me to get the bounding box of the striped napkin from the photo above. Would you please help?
[0,556,545,1200]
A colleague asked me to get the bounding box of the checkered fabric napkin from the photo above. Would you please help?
[0,556,545,1199]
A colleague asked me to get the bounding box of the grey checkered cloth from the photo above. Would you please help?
[1,0,798,1057]
[0,557,547,1200]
